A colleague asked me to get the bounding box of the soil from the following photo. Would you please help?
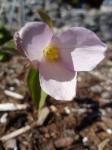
[0,45,112,150]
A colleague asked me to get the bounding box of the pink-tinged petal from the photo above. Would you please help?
[14,32,24,53]
[39,60,77,101]
[71,46,106,71]
[54,27,106,71]
[15,22,53,61]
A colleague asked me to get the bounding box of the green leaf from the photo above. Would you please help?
[1,40,22,55]
[27,68,47,110]
[0,51,7,61]
[38,9,53,28]
[0,51,12,62]
[0,24,12,45]
[4,40,15,49]
[39,89,47,109]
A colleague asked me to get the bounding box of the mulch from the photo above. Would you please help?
[0,45,112,150]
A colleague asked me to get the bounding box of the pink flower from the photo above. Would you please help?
[14,22,106,101]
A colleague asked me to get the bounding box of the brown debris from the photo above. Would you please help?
[54,137,74,148]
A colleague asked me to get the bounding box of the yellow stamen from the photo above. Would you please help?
[43,45,59,61]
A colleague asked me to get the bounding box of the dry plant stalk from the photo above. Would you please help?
[0,107,50,142]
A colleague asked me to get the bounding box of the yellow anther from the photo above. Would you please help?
[43,45,59,61]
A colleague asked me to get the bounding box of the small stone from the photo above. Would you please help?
[54,137,74,148]
[106,128,112,134]
[45,133,50,138]
[64,107,71,115]
[51,132,56,138]
[101,92,110,99]
[83,137,88,145]
[100,109,106,116]
[90,85,102,93]
[0,113,8,124]
[45,142,55,150]
[9,86,15,91]
[50,105,57,113]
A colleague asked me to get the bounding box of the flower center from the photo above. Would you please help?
[43,45,59,61]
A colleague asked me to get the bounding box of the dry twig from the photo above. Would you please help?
[0,107,50,142]
[4,90,24,100]
[0,103,28,111]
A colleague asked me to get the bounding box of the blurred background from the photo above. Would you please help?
[0,0,112,43]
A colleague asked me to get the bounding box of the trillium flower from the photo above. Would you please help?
[14,22,106,101]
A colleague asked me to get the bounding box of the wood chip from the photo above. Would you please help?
[4,139,17,150]
[98,139,110,150]
[0,103,28,111]
[0,107,50,142]
[4,90,24,99]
